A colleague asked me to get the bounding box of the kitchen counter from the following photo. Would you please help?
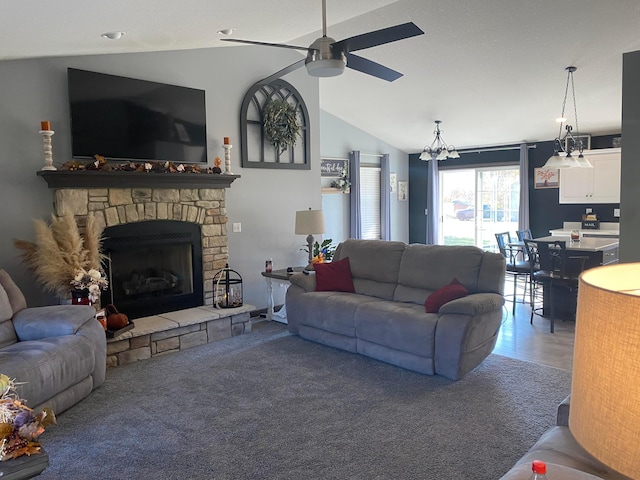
[534,236,618,252]
[549,229,619,237]
[549,221,619,238]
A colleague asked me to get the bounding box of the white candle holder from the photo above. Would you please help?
[39,130,57,171]
[222,143,233,174]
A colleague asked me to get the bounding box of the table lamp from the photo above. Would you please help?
[570,263,640,479]
[295,208,325,270]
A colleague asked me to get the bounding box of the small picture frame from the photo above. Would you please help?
[390,173,397,193]
[534,167,559,189]
[398,181,408,201]
[566,134,591,152]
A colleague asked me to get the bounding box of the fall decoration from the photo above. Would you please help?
[106,304,129,330]
[14,213,107,299]
[263,99,301,155]
[0,374,56,461]
[301,239,336,264]
[59,154,223,174]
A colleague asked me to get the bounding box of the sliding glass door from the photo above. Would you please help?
[439,166,520,250]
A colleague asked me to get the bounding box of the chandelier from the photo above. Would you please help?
[419,120,460,161]
[543,66,592,169]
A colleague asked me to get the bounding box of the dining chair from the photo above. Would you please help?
[516,229,532,241]
[524,239,588,333]
[495,232,530,315]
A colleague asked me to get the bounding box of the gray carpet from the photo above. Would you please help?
[37,322,571,480]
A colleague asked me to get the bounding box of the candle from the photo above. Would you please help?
[40,121,51,131]
[224,137,230,145]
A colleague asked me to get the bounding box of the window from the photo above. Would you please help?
[360,165,381,240]
[439,166,520,250]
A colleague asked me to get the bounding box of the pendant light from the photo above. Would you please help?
[544,66,592,169]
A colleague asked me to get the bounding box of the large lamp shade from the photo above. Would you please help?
[295,209,325,235]
[570,263,640,479]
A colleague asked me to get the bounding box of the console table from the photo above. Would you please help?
[261,267,305,324]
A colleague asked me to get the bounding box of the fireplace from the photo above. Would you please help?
[37,169,240,320]
[102,220,203,319]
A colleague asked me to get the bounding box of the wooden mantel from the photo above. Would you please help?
[37,170,241,189]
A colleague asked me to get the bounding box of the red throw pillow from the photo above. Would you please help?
[315,257,356,293]
[425,278,468,313]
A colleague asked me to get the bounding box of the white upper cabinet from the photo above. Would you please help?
[559,148,621,204]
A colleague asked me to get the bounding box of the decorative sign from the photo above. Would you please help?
[321,158,348,177]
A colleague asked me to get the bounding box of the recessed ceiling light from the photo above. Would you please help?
[101,32,125,40]
[217,29,235,36]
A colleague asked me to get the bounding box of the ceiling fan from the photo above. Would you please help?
[220,0,424,83]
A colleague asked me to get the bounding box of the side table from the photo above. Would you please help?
[261,267,305,324]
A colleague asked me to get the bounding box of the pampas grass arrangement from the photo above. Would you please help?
[14,213,106,298]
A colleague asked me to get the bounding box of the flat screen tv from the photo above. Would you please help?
[68,68,207,163]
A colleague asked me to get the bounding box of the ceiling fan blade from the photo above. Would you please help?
[333,22,424,53]
[345,53,403,82]
[257,59,306,85]
[220,38,309,52]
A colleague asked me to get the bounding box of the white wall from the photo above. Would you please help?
[620,49,640,262]
[0,47,320,309]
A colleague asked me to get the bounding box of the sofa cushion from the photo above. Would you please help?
[334,239,406,300]
[355,301,438,358]
[0,285,17,349]
[0,335,97,409]
[295,291,382,337]
[0,270,28,315]
[395,246,484,306]
[314,257,355,293]
[425,278,468,313]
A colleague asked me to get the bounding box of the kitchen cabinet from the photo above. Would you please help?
[559,148,621,204]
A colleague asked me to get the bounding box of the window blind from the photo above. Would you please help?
[360,166,381,240]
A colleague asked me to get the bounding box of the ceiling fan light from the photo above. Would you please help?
[305,58,346,77]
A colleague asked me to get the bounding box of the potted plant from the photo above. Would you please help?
[14,213,108,305]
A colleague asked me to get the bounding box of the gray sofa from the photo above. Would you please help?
[0,269,106,414]
[500,396,631,480]
[286,239,506,380]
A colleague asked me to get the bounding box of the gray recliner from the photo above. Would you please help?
[0,269,106,414]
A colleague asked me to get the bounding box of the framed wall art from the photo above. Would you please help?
[534,167,559,189]
[398,181,408,201]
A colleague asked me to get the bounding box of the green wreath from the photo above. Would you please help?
[263,99,301,155]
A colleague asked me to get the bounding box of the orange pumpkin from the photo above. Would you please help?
[106,304,129,330]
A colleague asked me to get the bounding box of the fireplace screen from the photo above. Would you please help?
[102,221,203,319]
[110,244,193,301]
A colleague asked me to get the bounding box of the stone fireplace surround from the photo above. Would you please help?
[38,170,254,366]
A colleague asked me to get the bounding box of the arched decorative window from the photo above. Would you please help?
[240,79,310,169]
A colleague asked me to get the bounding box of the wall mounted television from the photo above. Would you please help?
[68,68,208,163]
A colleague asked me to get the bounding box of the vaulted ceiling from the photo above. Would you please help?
[3,0,639,152]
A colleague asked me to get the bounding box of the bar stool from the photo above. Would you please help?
[495,232,530,315]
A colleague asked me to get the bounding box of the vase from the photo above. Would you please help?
[71,289,91,306]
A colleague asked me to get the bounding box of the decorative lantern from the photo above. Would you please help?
[213,264,243,309]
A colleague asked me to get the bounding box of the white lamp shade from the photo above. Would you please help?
[295,209,325,235]
[544,152,579,169]
[570,263,640,479]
